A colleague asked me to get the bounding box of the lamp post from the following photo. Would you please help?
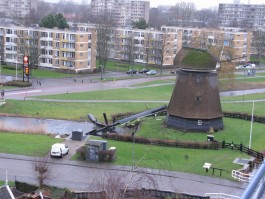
[249,101,255,149]
[16,54,18,80]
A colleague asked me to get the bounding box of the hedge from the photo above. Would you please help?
[102,133,220,150]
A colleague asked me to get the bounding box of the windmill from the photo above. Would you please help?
[166,47,224,132]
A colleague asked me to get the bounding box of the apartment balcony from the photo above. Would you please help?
[5,50,17,54]
[39,63,53,67]
[6,34,18,38]
[40,54,53,59]
[40,37,53,41]
[60,48,75,52]
[61,57,68,61]
[41,46,53,50]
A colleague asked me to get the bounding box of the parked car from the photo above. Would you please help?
[139,68,150,73]
[50,143,69,158]
[235,63,255,69]
[126,70,137,74]
[146,70,157,75]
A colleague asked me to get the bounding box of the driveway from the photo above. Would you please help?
[63,138,86,160]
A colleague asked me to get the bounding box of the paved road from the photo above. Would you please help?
[0,153,247,196]
[4,75,176,100]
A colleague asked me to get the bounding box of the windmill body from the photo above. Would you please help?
[166,48,224,132]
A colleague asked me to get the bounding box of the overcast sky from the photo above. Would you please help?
[45,0,265,10]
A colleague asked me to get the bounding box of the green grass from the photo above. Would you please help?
[1,100,165,121]
[0,181,15,187]
[90,136,248,179]
[131,79,175,87]
[1,66,75,79]
[250,56,265,64]
[0,132,62,156]
[36,85,174,101]
[137,117,265,151]
[103,60,156,72]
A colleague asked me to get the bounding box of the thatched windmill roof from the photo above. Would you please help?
[174,47,219,70]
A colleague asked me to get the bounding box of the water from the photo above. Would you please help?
[0,116,96,135]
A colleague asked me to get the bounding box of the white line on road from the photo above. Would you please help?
[6,90,42,96]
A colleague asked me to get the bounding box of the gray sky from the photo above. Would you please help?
[45,0,265,10]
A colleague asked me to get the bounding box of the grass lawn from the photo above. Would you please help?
[35,85,174,101]
[102,60,157,72]
[137,117,265,151]
[0,181,15,187]
[250,56,265,64]
[0,132,62,156]
[90,136,248,179]
[1,100,165,121]
[1,66,75,79]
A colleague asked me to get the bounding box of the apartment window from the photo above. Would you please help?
[80,44,84,47]
[56,42,60,48]
[88,43,91,49]
[54,59,59,65]
[80,35,83,38]
[55,33,60,39]
[55,51,59,57]
[80,53,83,56]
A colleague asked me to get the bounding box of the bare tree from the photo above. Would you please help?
[194,8,218,28]
[0,34,4,65]
[149,8,170,29]
[152,33,172,75]
[170,2,196,27]
[252,30,265,63]
[17,30,40,73]
[144,33,152,69]
[95,12,116,80]
[33,156,53,188]
[127,35,135,76]
[92,147,159,199]
[78,0,92,23]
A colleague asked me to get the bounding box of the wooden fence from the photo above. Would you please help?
[221,141,264,162]
[223,111,265,124]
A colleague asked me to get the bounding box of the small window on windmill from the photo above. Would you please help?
[196,74,201,83]
[198,120,202,125]
[196,96,201,103]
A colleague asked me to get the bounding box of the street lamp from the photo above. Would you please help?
[249,101,255,149]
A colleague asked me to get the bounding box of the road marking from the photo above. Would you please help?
[6,90,42,96]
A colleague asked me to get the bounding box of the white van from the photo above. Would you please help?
[50,143,69,158]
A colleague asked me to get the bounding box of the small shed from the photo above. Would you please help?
[72,129,84,141]
[85,140,107,162]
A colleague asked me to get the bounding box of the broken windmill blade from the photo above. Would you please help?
[86,106,167,136]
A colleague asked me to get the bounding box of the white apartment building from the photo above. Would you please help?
[91,0,150,27]
[0,0,38,18]
[110,28,182,65]
[161,26,252,63]
[74,23,182,66]
[218,3,265,30]
[0,26,96,72]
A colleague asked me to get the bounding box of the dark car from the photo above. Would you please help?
[126,70,137,74]
[139,68,150,73]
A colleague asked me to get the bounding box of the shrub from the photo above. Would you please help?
[99,149,116,162]
[102,133,220,150]
[76,146,86,160]
[4,80,32,87]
